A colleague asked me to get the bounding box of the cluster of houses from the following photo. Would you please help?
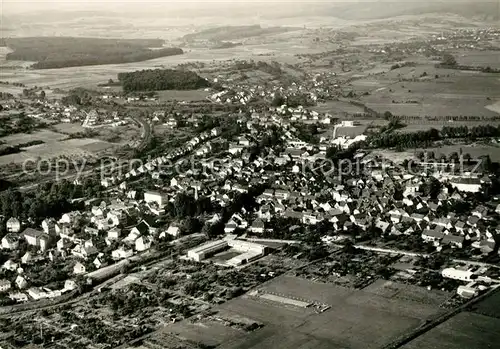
[0,98,83,124]
[207,77,338,107]
[82,109,128,128]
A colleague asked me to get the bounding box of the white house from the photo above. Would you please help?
[73,262,86,275]
[21,252,33,265]
[166,225,181,237]
[112,246,133,260]
[6,218,21,233]
[107,227,121,240]
[1,234,19,250]
[3,260,18,271]
[16,275,28,289]
[144,191,167,207]
[135,236,152,252]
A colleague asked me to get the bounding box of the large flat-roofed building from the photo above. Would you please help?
[226,250,265,267]
[187,238,268,265]
[227,239,266,254]
[187,240,228,262]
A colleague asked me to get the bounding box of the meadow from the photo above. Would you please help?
[159,275,451,349]
[402,312,500,349]
[355,55,500,118]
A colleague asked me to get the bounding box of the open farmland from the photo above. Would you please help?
[154,275,451,349]
[0,40,306,90]
[156,89,210,102]
[373,142,500,164]
[0,130,67,146]
[401,311,500,349]
[353,58,500,118]
[470,289,500,319]
[312,100,365,116]
[454,50,500,69]
[0,136,119,166]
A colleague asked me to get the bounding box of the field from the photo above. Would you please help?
[0,129,120,166]
[470,289,500,319]
[156,89,210,102]
[397,120,500,133]
[454,50,500,69]
[0,41,306,90]
[402,312,500,349]
[354,55,500,118]
[156,275,450,349]
[52,123,88,134]
[373,142,500,164]
[0,130,67,146]
[312,100,365,116]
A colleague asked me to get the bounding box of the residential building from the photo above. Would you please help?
[6,218,21,233]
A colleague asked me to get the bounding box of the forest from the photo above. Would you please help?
[118,69,211,92]
[4,37,183,69]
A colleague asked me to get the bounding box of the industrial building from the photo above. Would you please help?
[187,237,267,266]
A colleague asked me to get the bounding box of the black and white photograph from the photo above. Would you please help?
[0,0,499,348]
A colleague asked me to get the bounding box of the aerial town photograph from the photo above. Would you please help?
[0,0,499,348]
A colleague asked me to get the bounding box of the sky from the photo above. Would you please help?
[1,0,484,16]
[3,0,357,13]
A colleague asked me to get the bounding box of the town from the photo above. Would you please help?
[1,2,500,349]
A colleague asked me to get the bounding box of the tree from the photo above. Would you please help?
[0,104,3,111]
[462,153,472,164]
[40,90,46,99]
[271,94,285,107]
[442,53,457,66]
[383,111,393,120]
[479,155,492,172]
[448,152,459,163]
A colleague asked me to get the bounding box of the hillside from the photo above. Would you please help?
[183,25,301,42]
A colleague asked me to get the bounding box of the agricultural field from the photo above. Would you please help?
[470,289,500,319]
[52,122,87,134]
[373,142,500,164]
[353,57,500,118]
[335,125,367,138]
[0,135,120,166]
[0,41,303,91]
[454,50,500,69]
[156,89,210,102]
[0,130,67,146]
[312,100,365,116]
[402,311,500,349]
[162,275,450,349]
[397,120,500,133]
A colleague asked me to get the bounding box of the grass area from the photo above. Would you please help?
[0,130,67,146]
[172,275,450,349]
[402,312,500,349]
[156,89,210,102]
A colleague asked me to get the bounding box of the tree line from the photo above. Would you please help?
[118,69,211,92]
[368,124,500,149]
